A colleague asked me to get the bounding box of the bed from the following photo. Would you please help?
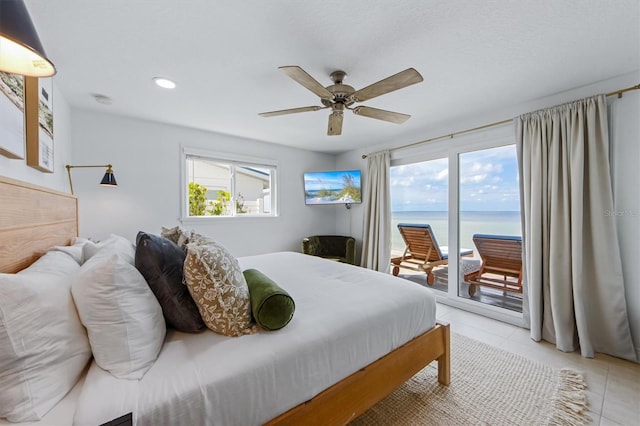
[0,176,450,426]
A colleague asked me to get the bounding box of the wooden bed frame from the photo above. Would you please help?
[0,175,450,426]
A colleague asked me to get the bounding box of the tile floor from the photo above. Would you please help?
[436,302,640,426]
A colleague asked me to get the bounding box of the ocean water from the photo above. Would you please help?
[391,211,522,256]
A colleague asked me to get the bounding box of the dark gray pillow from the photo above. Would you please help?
[135,232,205,333]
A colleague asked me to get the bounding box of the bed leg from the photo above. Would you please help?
[437,322,451,385]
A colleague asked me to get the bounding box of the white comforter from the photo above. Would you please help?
[66,252,436,425]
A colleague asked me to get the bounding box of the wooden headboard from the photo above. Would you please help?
[0,176,78,273]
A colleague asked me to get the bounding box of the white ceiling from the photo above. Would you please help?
[25,0,639,154]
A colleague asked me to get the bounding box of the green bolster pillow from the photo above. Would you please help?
[243,269,295,331]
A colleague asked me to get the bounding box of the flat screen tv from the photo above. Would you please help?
[304,169,362,205]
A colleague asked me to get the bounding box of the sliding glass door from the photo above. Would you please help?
[457,145,522,313]
[389,127,523,324]
[390,157,448,292]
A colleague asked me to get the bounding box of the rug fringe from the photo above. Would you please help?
[548,368,591,426]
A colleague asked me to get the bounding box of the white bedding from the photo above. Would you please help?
[19,252,437,426]
[0,372,85,426]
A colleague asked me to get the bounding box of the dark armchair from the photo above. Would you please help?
[302,235,356,265]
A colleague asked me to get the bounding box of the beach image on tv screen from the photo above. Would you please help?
[304,170,361,205]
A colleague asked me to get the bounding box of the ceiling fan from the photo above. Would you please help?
[259,66,423,136]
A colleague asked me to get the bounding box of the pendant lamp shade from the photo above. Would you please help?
[0,0,56,77]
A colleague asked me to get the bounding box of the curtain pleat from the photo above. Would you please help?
[516,95,636,361]
[360,151,391,273]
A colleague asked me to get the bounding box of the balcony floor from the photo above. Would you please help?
[395,267,523,313]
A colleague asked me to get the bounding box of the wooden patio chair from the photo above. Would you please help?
[391,223,473,285]
[464,234,523,297]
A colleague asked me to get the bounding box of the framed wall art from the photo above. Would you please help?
[0,71,25,159]
[26,76,54,173]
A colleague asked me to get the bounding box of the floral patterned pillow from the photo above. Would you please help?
[160,226,191,251]
[183,239,254,337]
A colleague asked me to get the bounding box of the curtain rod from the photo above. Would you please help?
[362,83,640,159]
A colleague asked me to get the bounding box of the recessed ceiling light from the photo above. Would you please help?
[153,77,176,89]
[93,94,112,105]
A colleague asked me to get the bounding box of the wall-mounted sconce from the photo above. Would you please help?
[65,164,117,195]
[0,0,56,77]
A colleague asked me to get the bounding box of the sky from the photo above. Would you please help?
[390,145,520,212]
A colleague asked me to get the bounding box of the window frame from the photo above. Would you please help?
[180,146,279,222]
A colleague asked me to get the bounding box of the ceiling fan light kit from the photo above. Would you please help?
[260,66,423,136]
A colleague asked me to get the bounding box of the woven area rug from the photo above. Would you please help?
[352,333,589,426]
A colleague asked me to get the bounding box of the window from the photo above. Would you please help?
[183,149,277,218]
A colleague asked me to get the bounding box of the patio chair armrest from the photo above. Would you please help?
[464,270,480,281]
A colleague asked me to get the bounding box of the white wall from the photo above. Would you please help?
[0,81,72,190]
[610,88,640,361]
[69,110,337,256]
[337,71,640,359]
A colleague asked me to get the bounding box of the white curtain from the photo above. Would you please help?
[361,151,391,272]
[516,94,636,361]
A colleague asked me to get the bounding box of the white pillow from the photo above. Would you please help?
[71,253,165,379]
[0,251,92,422]
[82,234,135,264]
[47,237,90,264]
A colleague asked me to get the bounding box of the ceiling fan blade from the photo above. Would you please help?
[353,106,411,124]
[259,105,323,117]
[327,112,343,136]
[351,68,423,102]
[279,66,335,100]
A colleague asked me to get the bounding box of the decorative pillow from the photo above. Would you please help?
[161,226,191,251]
[135,231,205,333]
[82,234,135,264]
[243,269,295,331]
[188,231,213,245]
[71,253,166,379]
[0,251,91,422]
[184,240,254,336]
